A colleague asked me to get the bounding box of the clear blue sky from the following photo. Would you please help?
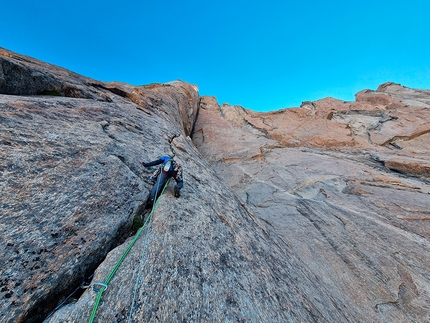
[2,1,430,111]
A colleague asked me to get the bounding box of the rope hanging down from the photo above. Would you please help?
[127,204,154,322]
[88,179,170,323]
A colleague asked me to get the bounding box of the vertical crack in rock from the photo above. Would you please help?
[189,97,202,139]
[2,48,430,323]
[0,49,202,322]
[112,154,139,179]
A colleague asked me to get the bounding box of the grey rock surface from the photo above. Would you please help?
[1,48,198,322]
[1,48,429,323]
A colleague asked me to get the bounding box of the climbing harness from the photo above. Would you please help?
[88,178,170,323]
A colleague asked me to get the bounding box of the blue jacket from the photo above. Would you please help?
[142,156,183,187]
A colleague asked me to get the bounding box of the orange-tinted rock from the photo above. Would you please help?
[192,83,430,323]
[1,47,430,323]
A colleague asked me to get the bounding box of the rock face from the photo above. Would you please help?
[192,88,430,323]
[1,48,429,323]
[0,48,199,322]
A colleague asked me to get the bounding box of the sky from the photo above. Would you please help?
[1,0,430,112]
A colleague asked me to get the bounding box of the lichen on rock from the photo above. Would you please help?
[1,47,430,323]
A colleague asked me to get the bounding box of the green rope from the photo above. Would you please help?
[88,179,170,323]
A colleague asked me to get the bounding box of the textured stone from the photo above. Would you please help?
[192,89,430,323]
[1,48,430,323]
[0,48,198,322]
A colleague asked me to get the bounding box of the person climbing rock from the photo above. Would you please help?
[139,155,183,208]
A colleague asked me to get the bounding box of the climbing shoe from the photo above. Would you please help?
[174,189,180,198]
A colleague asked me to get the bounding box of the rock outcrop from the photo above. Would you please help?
[0,48,199,322]
[1,48,429,323]
[192,87,430,323]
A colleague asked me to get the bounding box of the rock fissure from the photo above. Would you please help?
[2,49,430,323]
[189,98,201,139]
[243,119,270,137]
[381,128,430,146]
[374,282,403,310]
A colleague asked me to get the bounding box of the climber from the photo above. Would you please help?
[139,155,183,208]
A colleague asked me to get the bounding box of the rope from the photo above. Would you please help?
[88,178,170,323]
[127,208,153,322]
